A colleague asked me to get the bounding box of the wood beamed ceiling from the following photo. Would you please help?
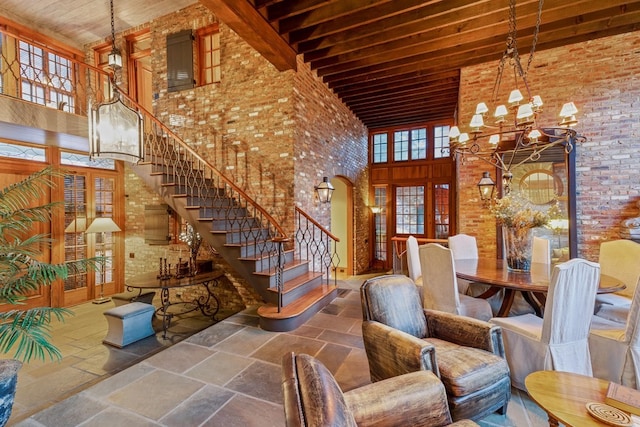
[201,0,640,129]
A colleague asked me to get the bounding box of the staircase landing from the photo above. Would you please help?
[257,285,338,332]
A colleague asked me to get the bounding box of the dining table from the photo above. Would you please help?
[454,258,625,317]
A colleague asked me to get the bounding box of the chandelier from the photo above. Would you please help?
[448,0,584,194]
[88,0,144,163]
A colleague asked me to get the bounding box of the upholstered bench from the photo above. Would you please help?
[103,302,156,348]
[112,290,155,306]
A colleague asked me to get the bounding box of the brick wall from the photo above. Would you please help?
[458,32,640,261]
[113,1,370,301]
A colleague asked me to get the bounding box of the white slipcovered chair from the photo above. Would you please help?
[406,235,422,286]
[589,279,640,388]
[490,258,600,390]
[595,239,640,324]
[447,234,478,294]
[419,243,492,321]
[532,236,550,265]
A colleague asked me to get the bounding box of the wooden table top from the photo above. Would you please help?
[525,371,613,427]
[126,270,224,290]
[455,258,625,294]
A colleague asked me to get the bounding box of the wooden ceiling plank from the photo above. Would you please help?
[199,0,297,71]
[266,0,340,22]
[295,0,515,53]
[342,83,459,105]
[289,0,444,46]
[356,106,456,122]
[335,70,460,97]
[354,97,457,115]
[345,85,459,108]
[308,0,620,70]
[278,0,394,35]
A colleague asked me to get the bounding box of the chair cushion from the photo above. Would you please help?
[428,338,510,397]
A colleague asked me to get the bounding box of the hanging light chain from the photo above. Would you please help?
[525,0,544,77]
[110,0,116,50]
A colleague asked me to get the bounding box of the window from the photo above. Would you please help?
[373,187,387,261]
[434,125,450,158]
[434,184,450,239]
[0,141,45,161]
[64,175,88,291]
[394,127,428,161]
[411,128,427,160]
[19,41,74,112]
[394,130,409,161]
[372,133,387,163]
[94,177,117,286]
[196,24,220,85]
[395,186,424,235]
[373,133,387,163]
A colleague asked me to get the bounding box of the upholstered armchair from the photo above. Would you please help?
[281,352,479,427]
[360,275,511,422]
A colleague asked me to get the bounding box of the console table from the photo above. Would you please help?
[126,270,224,339]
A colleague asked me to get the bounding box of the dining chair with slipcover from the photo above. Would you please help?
[490,258,600,390]
[532,236,550,265]
[594,239,640,324]
[360,274,511,422]
[420,243,493,321]
[406,235,422,286]
[281,352,479,427]
[589,278,640,388]
[448,234,478,295]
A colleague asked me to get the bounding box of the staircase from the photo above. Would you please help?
[126,95,339,332]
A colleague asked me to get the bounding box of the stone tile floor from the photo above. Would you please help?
[8,275,549,426]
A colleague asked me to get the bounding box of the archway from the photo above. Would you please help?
[330,176,354,277]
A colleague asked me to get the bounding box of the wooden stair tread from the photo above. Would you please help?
[238,249,294,262]
[257,285,335,320]
[253,259,307,276]
[266,271,323,293]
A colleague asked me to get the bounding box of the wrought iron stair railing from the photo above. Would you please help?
[0,26,341,318]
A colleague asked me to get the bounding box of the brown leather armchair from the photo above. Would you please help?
[281,351,479,427]
[360,275,511,422]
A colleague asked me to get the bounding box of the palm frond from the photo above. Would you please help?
[0,166,64,215]
[0,308,72,362]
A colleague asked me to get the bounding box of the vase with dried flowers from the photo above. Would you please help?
[179,223,202,276]
[491,193,560,272]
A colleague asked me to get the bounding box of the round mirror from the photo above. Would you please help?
[519,169,562,205]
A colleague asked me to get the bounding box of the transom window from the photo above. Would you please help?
[434,125,451,159]
[370,124,451,164]
[372,133,387,163]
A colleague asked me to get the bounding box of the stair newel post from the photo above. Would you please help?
[273,236,289,313]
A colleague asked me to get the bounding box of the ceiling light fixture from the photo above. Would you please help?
[448,0,584,194]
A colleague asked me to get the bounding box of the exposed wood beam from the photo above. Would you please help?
[199,0,298,71]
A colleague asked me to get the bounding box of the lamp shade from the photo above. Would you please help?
[65,217,87,233]
[315,177,334,204]
[86,217,121,234]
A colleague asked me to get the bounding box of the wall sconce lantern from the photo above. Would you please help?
[477,171,496,205]
[315,177,334,204]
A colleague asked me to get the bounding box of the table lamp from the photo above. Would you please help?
[86,217,121,304]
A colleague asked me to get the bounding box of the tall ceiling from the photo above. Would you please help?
[4,0,640,129]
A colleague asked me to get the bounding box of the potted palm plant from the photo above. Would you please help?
[0,166,100,426]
